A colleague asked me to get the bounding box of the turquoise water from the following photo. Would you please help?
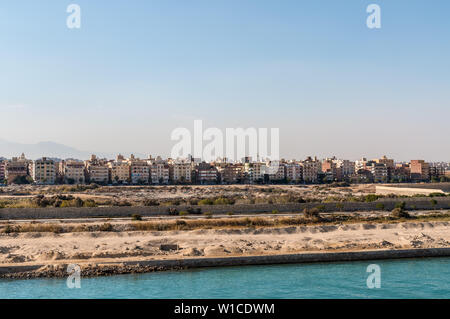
[1,258,449,299]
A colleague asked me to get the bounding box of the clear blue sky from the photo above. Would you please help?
[1,0,449,161]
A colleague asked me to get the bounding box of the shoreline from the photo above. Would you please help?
[2,247,450,280]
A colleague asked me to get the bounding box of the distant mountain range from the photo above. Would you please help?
[0,140,128,160]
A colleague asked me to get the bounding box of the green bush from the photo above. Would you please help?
[83,199,97,207]
[429,192,445,197]
[364,194,380,202]
[315,205,326,212]
[60,198,84,208]
[430,199,438,209]
[198,199,214,206]
[391,208,410,219]
[143,199,159,206]
[213,197,235,205]
[375,203,385,211]
[395,201,406,210]
[3,225,14,233]
[186,207,202,214]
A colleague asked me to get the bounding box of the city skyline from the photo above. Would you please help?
[2,151,447,186]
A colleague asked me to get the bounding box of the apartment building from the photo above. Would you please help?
[60,160,85,184]
[0,159,6,182]
[392,163,411,182]
[429,166,446,179]
[150,163,170,184]
[85,155,109,183]
[367,163,388,183]
[334,159,355,180]
[219,163,244,184]
[300,157,321,183]
[375,156,394,169]
[169,162,192,183]
[109,155,130,184]
[196,163,219,184]
[5,154,30,184]
[129,158,150,184]
[268,162,286,182]
[31,157,56,184]
[322,158,337,180]
[285,162,302,182]
[410,160,430,181]
[245,162,267,183]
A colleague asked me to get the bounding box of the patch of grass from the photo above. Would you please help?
[213,197,235,205]
[99,223,113,231]
[303,208,321,220]
[364,194,381,202]
[197,199,214,206]
[3,212,450,234]
[143,199,160,206]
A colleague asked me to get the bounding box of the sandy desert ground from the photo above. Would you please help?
[1,217,449,270]
[0,184,377,206]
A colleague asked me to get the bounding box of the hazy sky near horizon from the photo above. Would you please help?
[1,0,449,161]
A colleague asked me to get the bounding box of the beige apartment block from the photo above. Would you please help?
[368,163,388,182]
[169,162,192,183]
[267,163,286,181]
[150,163,169,184]
[86,165,109,183]
[375,155,395,169]
[32,157,56,185]
[60,160,85,184]
[128,155,150,184]
[300,157,321,183]
[85,155,109,183]
[0,160,6,181]
[109,159,130,184]
[5,154,31,184]
[285,163,302,182]
[334,159,355,180]
[220,164,244,184]
[244,162,267,182]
